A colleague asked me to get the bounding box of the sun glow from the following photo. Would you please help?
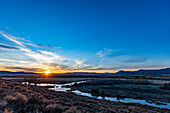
[45,70,50,74]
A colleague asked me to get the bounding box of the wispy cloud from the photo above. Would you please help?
[96,48,120,57]
[0,44,19,50]
[22,42,61,50]
[72,59,86,68]
[2,66,44,72]
[119,55,148,63]
[0,58,30,64]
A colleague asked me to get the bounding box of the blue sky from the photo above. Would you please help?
[0,0,170,73]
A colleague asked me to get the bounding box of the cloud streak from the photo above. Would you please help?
[22,42,61,50]
[3,66,44,72]
[120,55,148,63]
[96,48,121,57]
[0,44,19,50]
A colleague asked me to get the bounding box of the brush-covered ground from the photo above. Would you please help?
[0,78,169,113]
[71,79,170,103]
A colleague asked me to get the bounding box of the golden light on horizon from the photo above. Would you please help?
[45,70,50,75]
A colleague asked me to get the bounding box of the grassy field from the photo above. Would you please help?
[0,78,169,113]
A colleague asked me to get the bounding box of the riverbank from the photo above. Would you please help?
[0,78,169,113]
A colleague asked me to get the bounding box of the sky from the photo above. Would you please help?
[0,0,170,73]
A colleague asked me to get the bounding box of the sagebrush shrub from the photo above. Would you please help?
[44,104,63,113]
[5,93,27,105]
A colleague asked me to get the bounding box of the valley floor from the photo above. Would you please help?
[0,78,169,113]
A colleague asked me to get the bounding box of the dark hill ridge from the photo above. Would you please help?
[0,71,35,75]
[60,68,170,76]
[115,68,170,75]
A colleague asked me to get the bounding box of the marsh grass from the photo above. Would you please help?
[73,79,170,103]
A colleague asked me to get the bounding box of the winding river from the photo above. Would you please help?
[22,81,170,109]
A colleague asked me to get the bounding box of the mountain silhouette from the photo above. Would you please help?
[0,71,35,74]
[115,68,170,75]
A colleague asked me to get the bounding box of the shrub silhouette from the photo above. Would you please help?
[44,104,63,113]
[5,93,27,105]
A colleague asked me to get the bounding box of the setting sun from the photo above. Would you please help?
[45,70,50,74]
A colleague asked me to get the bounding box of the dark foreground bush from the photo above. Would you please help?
[43,104,63,113]
[5,93,27,105]
[91,88,100,96]
[160,82,170,90]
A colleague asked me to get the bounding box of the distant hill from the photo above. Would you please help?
[115,68,170,76]
[0,71,35,75]
[65,68,170,76]
[64,72,114,75]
